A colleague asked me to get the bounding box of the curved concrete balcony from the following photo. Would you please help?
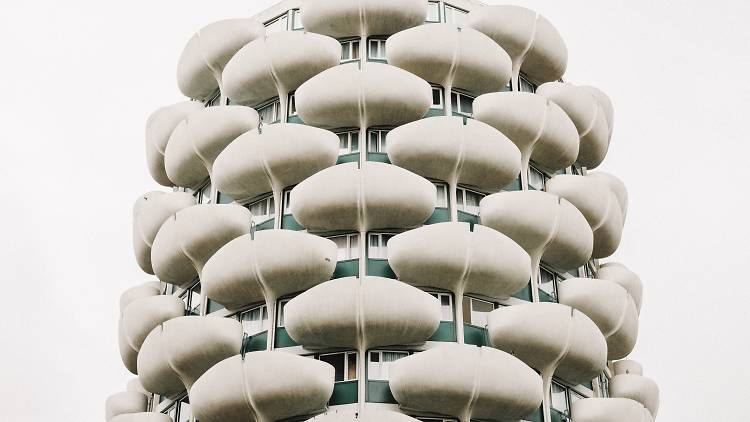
[126,378,150,395]
[305,411,421,422]
[611,361,660,419]
[105,391,148,421]
[145,102,205,187]
[119,282,161,312]
[572,398,654,422]
[588,171,628,220]
[596,262,643,314]
[164,106,260,188]
[121,295,186,354]
[387,23,512,96]
[389,344,543,422]
[212,123,339,203]
[583,85,615,140]
[190,353,334,422]
[473,92,579,174]
[177,18,265,101]
[480,191,593,271]
[119,321,139,374]
[558,278,639,360]
[284,276,440,349]
[545,174,625,259]
[466,5,567,85]
[295,63,432,129]
[387,116,522,193]
[487,303,607,386]
[388,222,531,299]
[201,230,337,311]
[110,413,173,422]
[137,316,242,396]
[151,204,251,287]
[223,31,340,107]
[536,82,612,169]
[300,0,427,38]
[133,192,196,274]
[290,162,436,232]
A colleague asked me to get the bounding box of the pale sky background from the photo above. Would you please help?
[0,1,748,421]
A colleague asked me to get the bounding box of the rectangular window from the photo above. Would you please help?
[368,351,408,380]
[368,39,387,60]
[456,187,484,215]
[599,375,610,398]
[277,298,291,327]
[551,382,570,415]
[450,91,474,116]
[195,181,212,204]
[444,4,468,25]
[238,304,270,336]
[538,267,558,301]
[462,296,494,327]
[288,93,297,116]
[426,1,441,23]
[248,195,275,224]
[257,99,280,124]
[177,399,191,422]
[341,40,360,62]
[329,234,360,261]
[265,13,288,33]
[320,352,358,382]
[368,233,395,259]
[181,283,202,316]
[206,90,222,107]
[519,74,537,93]
[283,189,292,214]
[429,292,454,321]
[435,183,448,208]
[431,86,444,109]
[291,9,303,30]
[368,129,389,153]
[337,130,360,155]
[528,165,548,190]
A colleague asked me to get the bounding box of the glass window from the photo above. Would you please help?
[206,90,222,107]
[519,74,537,93]
[283,189,292,214]
[551,382,570,415]
[570,390,585,405]
[368,233,395,259]
[265,14,288,33]
[337,131,360,155]
[291,9,303,30]
[329,234,360,261]
[277,298,291,327]
[429,292,453,321]
[341,40,360,62]
[368,129,388,153]
[599,375,610,398]
[450,91,474,116]
[248,195,275,224]
[320,352,357,382]
[426,1,441,22]
[288,93,297,116]
[368,39,387,60]
[528,166,548,190]
[539,267,557,301]
[368,351,408,380]
[165,404,177,419]
[257,99,280,124]
[431,86,444,109]
[435,183,448,208]
[444,4,468,25]
[462,296,494,327]
[456,187,484,215]
[177,399,191,422]
[195,181,212,204]
[238,305,269,336]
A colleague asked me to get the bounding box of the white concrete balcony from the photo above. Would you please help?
[145,102,205,187]
[595,262,644,314]
[572,398,654,422]
[611,360,660,419]
[300,0,427,39]
[104,391,148,421]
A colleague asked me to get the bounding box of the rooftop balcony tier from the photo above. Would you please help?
[284,276,441,349]
[558,278,639,360]
[190,353,334,422]
[466,5,567,85]
[386,23,512,96]
[164,106,260,189]
[387,116,522,193]
[105,391,148,421]
[110,413,173,422]
[177,18,265,101]
[201,230,337,311]
[137,316,242,396]
[121,295,186,353]
[596,263,644,314]
[300,0,427,38]
[133,192,196,274]
[145,102,205,187]
[212,123,339,203]
[388,222,531,300]
[151,204,251,287]
[305,411,422,422]
[572,398,654,422]
[389,344,543,422]
[290,162,436,232]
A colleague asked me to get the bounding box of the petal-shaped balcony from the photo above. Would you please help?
[137,316,242,396]
[121,295,186,354]
[119,282,161,311]
[389,344,543,422]
[480,191,593,272]
[572,398,654,422]
[583,86,615,140]
[145,102,205,187]
[473,92,579,174]
[110,413,173,422]
[588,171,628,220]
[295,63,432,129]
[595,263,643,314]
[119,320,139,374]
[151,204,251,287]
[545,174,625,258]
[536,82,612,169]
[305,411,422,422]
[164,106,260,188]
[201,230,337,311]
[223,31,340,108]
[177,18,265,101]
[284,276,440,349]
[558,278,639,360]
[466,5,567,85]
[290,162,436,232]
[133,192,196,274]
[212,123,338,203]
[611,361,660,419]
[105,391,148,421]
[190,353,334,422]
[300,0,427,38]
[387,23,512,96]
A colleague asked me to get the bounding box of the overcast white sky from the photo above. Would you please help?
[0,1,747,421]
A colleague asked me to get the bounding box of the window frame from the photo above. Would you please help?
[519,74,537,93]
[276,298,292,328]
[318,351,358,382]
[528,164,550,190]
[367,232,396,260]
[455,186,485,215]
[336,130,360,155]
[538,266,560,302]
[367,350,410,381]
[180,282,202,316]
[450,90,475,116]
[340,39,361,63]
[368,38,387,60]
[247,194,275,225]
[264,12,289,33]
[426,1,442,23]
[429,292,454,322]
[443,3,469,25]
[430,86,444,109]
[290,9,303,30]
[237,303,270,337]
[462,296,495,327]
[551,380,572,418]
[256,98,281,124]
[287,92,297,116]
[328,233,360,261]
[367,128,389,153]
[433,181,449,208]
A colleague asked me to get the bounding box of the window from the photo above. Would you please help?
[456,187,484,215]
[265,13,288,33]
[538,267,558,302]
[283,189,292,214]
[195,181,212,204]
[368,39,387,60]
[551,381,571,418]
[341,40,360,62]
[319,352,358,382]
[288,93,297,116]
[277,298,291,327]
[599,374,610,398]
[368,233,395,259]
[429,292,453,321]
[176,398,191,422]
[528,165,549,190]
[165,404,177,420]
[248,195,274,224]
[368,351,408,380]
[329,234,359,261]
[217,191,234,204]
[519,74,537,93]
[431,86,444,109]
[257,99,280,124]
[206,90,222,107]
[291,9,303,30]
[426,1,441,22]
[163,283,175,295]
[450,91,474,116]
[570,390,585,405]
[238,305,269,336]
[337,131,360,155]
[434,183,448,208]
[368,129,389,153]
[181,283,202,316]
[444,4,468,25]
[462,296,494,327]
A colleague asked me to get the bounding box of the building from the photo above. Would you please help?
[106,1,661,422]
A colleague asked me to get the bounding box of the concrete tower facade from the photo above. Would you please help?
[107,1,661,422]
